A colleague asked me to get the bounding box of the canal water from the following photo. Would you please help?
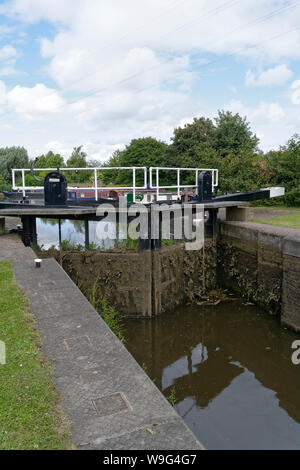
[36,218,117,249]
[124,302,300,450]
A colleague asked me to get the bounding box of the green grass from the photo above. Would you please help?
[0,261,71,450]
[251,205,300,211]
[251,212,300,230]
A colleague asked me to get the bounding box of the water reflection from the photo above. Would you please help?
[124,301,300,450]
[36,218,117,249]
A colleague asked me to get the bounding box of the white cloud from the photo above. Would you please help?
[291,80,300,105]
[1,1,300,158]
[0,80,6,104]
[43,141,126,162]
[0,44,17,61]
[6,83,65,119]
[3,0,300,64]
[228,99,285,123]
[0,24,15,38]
[0,44,21,75]
[226,99,297,151]
[0,0,77,24]
[245,65,293,87]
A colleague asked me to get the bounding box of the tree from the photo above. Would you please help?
[166,117,217,168]
[34,151,64,169]
[66,146,87,168]
[0,146,29,183]
[103,138,167,186]
[265,135,300,206]
[101,150,123,185]
[163,118,218,185]
[215,110,259,157]
[66,146,89,183]
[217,150,266,194]
[24,151,65,187]
[120,137,167,167]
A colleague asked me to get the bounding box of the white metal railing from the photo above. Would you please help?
[149,167,219,200]
[12,167,148,202]
[11,166,219,202]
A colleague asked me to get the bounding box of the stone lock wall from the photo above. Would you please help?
[217,221,300,333]
[37,220,300,331]
[282,234,300,332]
[58,241,217,318]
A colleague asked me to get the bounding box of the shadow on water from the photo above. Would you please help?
[124,301,300,450]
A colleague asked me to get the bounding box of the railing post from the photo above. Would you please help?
[149,167,153,189]
[94,169,98,201]
[177,169,180,199]
[133,168,136,202]
[21,170,25,197]
[12,169,15,190]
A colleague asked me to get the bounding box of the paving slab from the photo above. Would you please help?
[0,233,35,261]
[80,419,204,450]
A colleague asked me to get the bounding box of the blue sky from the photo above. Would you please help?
[0,0,300,161]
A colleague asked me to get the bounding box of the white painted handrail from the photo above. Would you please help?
[11,166,219,201]
[11,167,148,201]
[149,167,218,200]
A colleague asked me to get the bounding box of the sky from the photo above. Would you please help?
[1,0,300,162]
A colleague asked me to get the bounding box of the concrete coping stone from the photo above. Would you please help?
[282,232,300,258]
[219,221,300,258]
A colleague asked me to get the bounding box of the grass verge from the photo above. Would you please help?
[250,205,300,211]
[0,261,71,450]
[251,212,300,230]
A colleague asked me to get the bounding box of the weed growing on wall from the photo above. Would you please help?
[89,278,125,342]
[166,386,177,407]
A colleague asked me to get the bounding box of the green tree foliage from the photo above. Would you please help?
[103,138,167,186]
[0,111,298,206]
[34,151,64,169]
[66,146,89,184]
[215,110,259,157]
[265,135,300,206]
[0,175,11,191]
[166,117,217,167]
[165,117,218,185]
[101,150,123,186]
[120,137,167,167]
[0,146,29,184]
[217,150,265,194]
[66,146,87,168]
[25,151,65,187]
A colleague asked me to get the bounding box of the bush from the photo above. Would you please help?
[284,188,300,207]
[0,176,11,192]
